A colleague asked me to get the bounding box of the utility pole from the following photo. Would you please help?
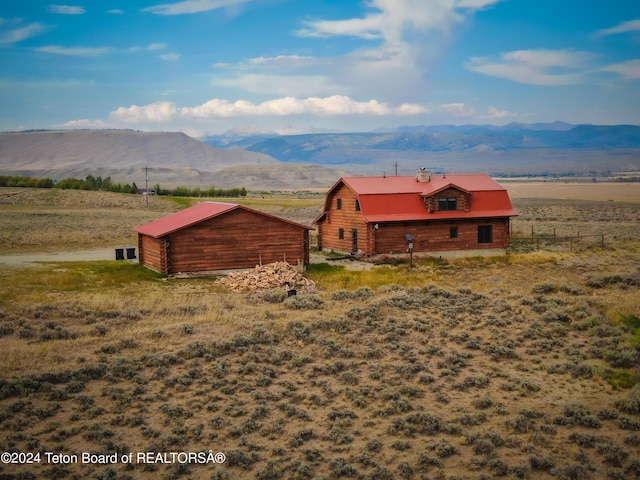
[391,161,399,176]
[145,165,149,209]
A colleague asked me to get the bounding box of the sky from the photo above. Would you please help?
[1,0,639,137]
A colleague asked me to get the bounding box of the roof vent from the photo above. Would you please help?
[416,167,431,182]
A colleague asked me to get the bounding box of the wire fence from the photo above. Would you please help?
[511,231,607,253]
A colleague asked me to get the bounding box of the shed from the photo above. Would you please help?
[133,202,312,274]
[314,170,518,259]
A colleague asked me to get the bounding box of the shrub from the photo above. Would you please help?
[388,413,442,436]
[330,457,357,477]
[529,454,555,470]
[283,294,325,310]
[597,443,628,467]
[532,282,556,294]
[261,289,287,304]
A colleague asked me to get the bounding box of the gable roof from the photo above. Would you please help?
[317,174,518,223]
[134,201,312,238]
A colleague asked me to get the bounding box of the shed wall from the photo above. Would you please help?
[164,208,308,274]
[138,235,169,274]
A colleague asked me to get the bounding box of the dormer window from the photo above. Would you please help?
[438,197,457,211]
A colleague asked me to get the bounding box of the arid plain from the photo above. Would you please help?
[0,182,639,480]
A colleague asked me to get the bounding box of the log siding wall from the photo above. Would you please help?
[138,208,309,274]
[424,187,470,213]
[317,183,368,254]
[372,218,510,255]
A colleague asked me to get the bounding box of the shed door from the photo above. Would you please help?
[351,228,358,253]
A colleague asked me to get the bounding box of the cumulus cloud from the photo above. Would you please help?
[482,106,516,119]
[143,0,252,15]
[111,101,177,123]
[109,95,429,123]
[441,102,475,117]
[466,49,591,85]
[48,5,86,14]
[595,19,640,37]
[601,59,640,80]
[61,118,110,128]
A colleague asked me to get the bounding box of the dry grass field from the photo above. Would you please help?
[0,184,639,480]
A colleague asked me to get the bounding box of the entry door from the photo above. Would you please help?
[351,229,358,253]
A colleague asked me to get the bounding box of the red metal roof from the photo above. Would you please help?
[318,174,518,223]
[134,201,312,238]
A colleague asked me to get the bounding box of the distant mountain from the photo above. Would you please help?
[0,129,278,186]
[227,124,640,175]
[1,125,639,189]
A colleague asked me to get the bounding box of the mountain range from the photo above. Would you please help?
[1,123,639,190]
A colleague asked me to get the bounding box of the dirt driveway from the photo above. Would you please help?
[0,249,377,271]
[0,248,119,266]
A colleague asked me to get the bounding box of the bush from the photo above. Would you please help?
[283,294,325,310]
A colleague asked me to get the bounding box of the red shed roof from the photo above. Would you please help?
[134,201,312,238]
[316,174,518,223]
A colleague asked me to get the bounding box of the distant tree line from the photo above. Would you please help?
[1,174,248,197]
[152,184,247,197]
[0,175,54,188]
[0,174,138,193]
[55,175,139,193]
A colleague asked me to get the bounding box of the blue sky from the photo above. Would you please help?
[1,0,639,136]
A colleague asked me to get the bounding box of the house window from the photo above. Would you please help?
[478,225,493,244]
[337,198,342,210]
[450,226,458,239]
[438,197,457,211]
[338,228,344,239]
[355,199,360,211]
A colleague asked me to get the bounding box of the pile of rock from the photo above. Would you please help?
[218,261,315,292]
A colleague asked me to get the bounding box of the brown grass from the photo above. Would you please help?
[0,185,638,479]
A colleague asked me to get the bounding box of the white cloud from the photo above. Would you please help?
[595,19,640,37]
[160,52,180,62]
[297,0,499,44]
[35,45,113,56]
[128,43,168,52]
[466,49,591,85]
[109,95,429,124]
[455,0,502,8]
[143,0,252,15]
[0,20,48,45]
[48,5,86,15]
[482,106,516,119]
[111,101,177,123]
[601,59,640,80]
[61,118,110,128]
[248,55,316,68]
[441,102,475,117]
[37,43,173,58]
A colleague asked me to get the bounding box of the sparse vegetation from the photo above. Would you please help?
[0,185,638,478]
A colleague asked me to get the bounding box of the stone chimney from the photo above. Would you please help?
[416,167,431,182]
